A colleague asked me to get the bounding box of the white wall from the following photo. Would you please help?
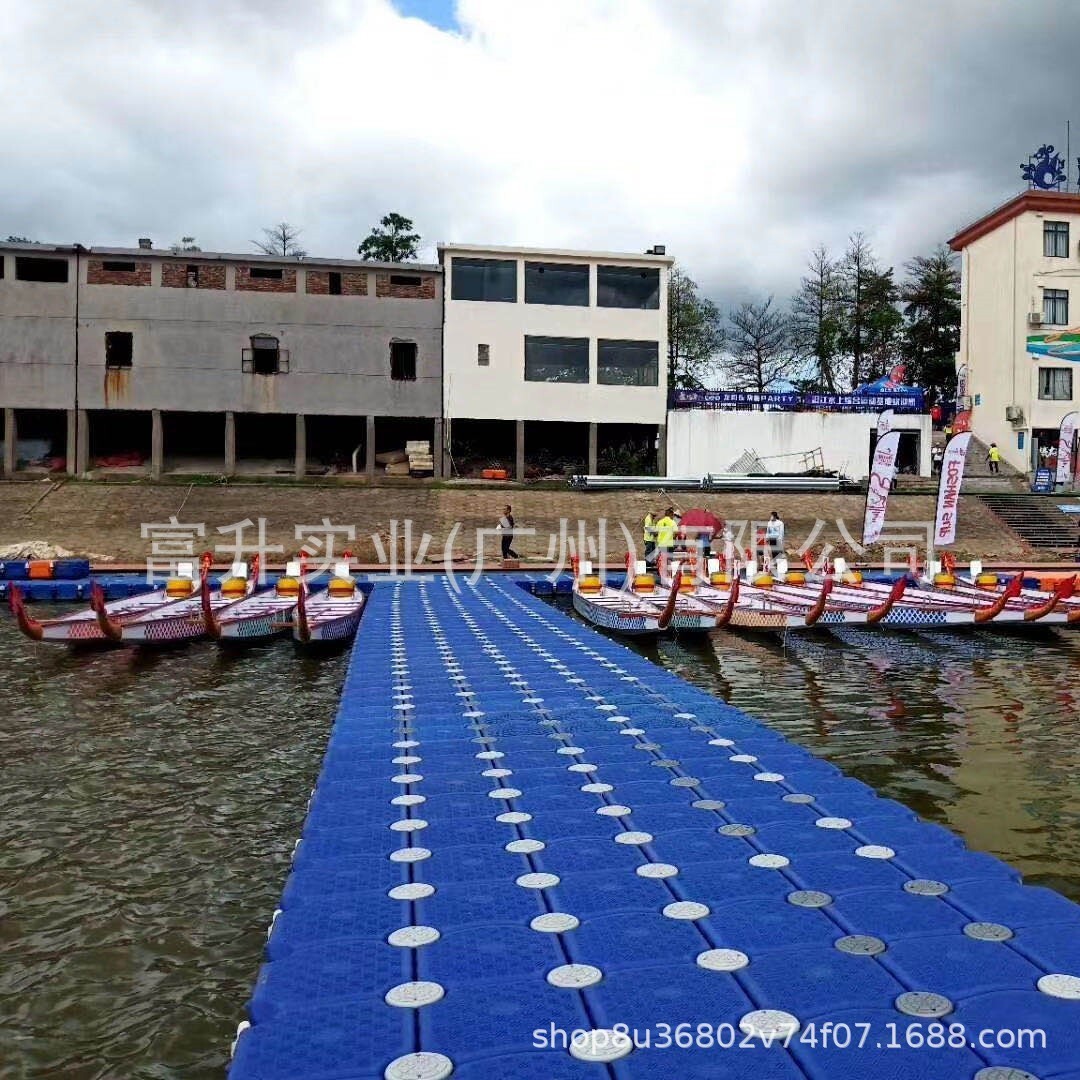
[441,248,669,424]
[960,199,1080,473]
[666,410,932,479]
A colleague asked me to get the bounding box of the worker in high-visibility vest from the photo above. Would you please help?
[986,442,1001,475]
[642,511,657,562]
[654,508,677,559]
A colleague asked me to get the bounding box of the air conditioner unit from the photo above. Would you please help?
[1028,312,1044,326]
[1005,405,1024,423]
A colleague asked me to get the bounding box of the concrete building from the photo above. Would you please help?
[439,243,672,479]
[949,190,1080,474]
[0,240,442,478]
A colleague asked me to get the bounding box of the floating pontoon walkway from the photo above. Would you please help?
[229,576,1080,1080]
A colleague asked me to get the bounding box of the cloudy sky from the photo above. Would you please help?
[0,0,1075,304]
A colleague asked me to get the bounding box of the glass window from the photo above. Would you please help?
[451,257,517,302]
[1044,221,1070,258]
[597,339,659,386]
[1039,367,1073,400]
[524,261,589,306]
[524,336,589,383]
[1044,288,1069,325]
[597,265,659,309]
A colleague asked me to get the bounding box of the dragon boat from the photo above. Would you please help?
[293,560,365,645]
[209,559,304,644]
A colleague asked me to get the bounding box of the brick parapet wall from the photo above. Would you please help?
[86,260,152,286]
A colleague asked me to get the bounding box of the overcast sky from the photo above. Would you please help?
[1,0,1076,305]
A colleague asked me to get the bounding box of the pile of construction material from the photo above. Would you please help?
[375,441,435,478]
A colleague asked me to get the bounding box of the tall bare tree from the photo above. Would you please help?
[790,244,844,392]
[254,222,306,257]
[667,266,724,390]
[724,296,796,394]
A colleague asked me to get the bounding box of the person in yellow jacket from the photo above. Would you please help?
[986,442,1001,475]
[654,508,677,560]
[642,511,658,562]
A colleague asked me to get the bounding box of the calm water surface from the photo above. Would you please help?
[4,602,1080,1078]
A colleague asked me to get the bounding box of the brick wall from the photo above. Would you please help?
[161,262,227,289]
[305,270,369,296]
[374,273,438,299]
[235,266,297,293]
[86,259,151,287]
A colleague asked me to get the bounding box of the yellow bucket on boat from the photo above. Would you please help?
[710,571,731,587]
[632,574,655,593]
[841,571,863,587]
[220,576,247,596]
[785,570,807,585]
[578,575,602,594]
[975,573,999,590]
[677,573,696,593]
[933,572,956,590]
[276,576,301,596]
[753,573,774,589]
[166,577,195,597]
[327,577,355,596]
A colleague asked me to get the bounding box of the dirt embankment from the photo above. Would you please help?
[0,480,1034,567]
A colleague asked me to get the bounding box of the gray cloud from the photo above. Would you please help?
[1,0,1077,308]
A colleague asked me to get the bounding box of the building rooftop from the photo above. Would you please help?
[948,189,1080,251]
[0,240,439,273]
[437,241,674,265]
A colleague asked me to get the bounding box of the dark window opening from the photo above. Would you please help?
[0,257,4,280]
[15,256,69,283]
[478,343,490,366]
[186,264,200,287]
[391,341,418,381]
[1044,288,1069,326]
[105,331,133,369]
[390,274,421,287]
[524,336,589,383]
[245,335,284,375]
[451,257,517,302]
[328,271,342,295]
[1039,367,1073,400]
[1045,221,1070,258]
[597,339,659,386]
[597,265,659,309]
[103,260,137,272]
[525,261,589,306]
[249,266,284,280]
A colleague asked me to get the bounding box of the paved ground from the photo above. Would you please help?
[0,479,1034,567]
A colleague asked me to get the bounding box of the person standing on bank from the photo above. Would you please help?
[642,511,657,563]
[765,511,785,567]
[498,505,519,560]
[654,507,677,566]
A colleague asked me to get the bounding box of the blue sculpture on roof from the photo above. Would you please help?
[1021,144,1067,190]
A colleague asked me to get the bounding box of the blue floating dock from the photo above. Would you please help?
[229,576,1080,1080]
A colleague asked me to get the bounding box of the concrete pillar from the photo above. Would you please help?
[150,409,163,480]
[365,414,376,480]
[2,408,15,476]
[588,422,598,475]
[76,409,89,475]
[433,416,445,479]
[224,411,236,476]
[66,409,77,476]
[656,422,667,476]
[294,413,306,479]
[515,420,525,482]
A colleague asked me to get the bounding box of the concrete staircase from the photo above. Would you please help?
[977,492,1078,549]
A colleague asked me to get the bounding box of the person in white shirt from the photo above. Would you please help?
[765,511,785,567]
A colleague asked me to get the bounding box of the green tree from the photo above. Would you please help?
[838,231,877,389]
[862,268,904,382]
[724,296,796,394]
[667,266,723,390]
[5,235,34,243]
[358,213,420,262]
[790,244,844,392]
[170,236,201,253]
[254,222,306,257]
[901,246,961,400]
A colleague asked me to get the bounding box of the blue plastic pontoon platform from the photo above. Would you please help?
[229,576,1080,1080]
